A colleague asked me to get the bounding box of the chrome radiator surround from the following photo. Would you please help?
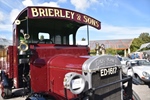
[82,55,123,100]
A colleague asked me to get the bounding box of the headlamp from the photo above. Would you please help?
[63,72,86,94]
[142,71,150,77]
[18,40,28,52]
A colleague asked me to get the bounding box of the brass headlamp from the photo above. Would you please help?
[18,40,28,52]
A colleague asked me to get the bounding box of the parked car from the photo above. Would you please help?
[120,57,131,65]
[122,59,150,84]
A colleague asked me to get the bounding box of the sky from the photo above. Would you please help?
[0,0,150,41]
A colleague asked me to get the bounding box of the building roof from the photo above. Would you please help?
[0,37,12,46]
[90,39,133,50]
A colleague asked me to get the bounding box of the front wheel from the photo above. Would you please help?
[1,88,12,99]
[132,90,141,100]
[123,88,140,100]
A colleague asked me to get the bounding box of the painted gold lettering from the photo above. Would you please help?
[83,15,100,28]
[95,21,99,28]
[54,9,60,17]
[39,8,45,16]
[45,8,48,16]
[65,11,70,18]
[77,14,81,20]
[70,12,75,19]
[83,16,88,23]
[48,9,54,17]
[60,10,65,18]
[31,8,38,17]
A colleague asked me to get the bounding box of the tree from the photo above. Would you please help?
[139,32,150,43]
[106,48,116,55]
[130,38,144,52]
[81,38,86,41]
[130,32,150,52]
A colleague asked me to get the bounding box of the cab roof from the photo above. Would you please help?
[14,6,101,30]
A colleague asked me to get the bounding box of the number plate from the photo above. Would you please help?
[100,67,118,77]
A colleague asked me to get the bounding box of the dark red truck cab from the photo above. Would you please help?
[0,6,140,100]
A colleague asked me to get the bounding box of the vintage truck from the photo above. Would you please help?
[0,6,140,100]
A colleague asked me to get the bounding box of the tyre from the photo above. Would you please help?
[132,90,141,100]
[1,88,12,99]
[123,86,140,100]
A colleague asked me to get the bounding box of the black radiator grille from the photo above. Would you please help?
[92,69,121,100]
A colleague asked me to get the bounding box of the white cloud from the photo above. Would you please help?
[70,0,90,11]
[70,0,102,11]
[98,0,119,8]
[76,24,150,41]
[22,0,34,6]
[22,0,59,7]
[0,24,12,32]
[58,0,67,3]
[101,23,150,35]
[90,23,150,40]
[9,9,20,23]
[0,11,4,21]
[37,2,59,7]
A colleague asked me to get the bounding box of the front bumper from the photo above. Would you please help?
[141,76,150,82]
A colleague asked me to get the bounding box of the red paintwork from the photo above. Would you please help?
[0,6,101,99]
[6,46,13,79]
[49,54,89,99]
[29,44,90,99]
[12,26,19,88]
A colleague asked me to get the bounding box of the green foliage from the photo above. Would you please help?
[81,38,86,41]
[90,48,124,56]
[139,32,150,43]
[130,38,144,52]
[105,48,124,56]
[105,48,116,55]
[90,49,96,55]
[130,32,150,52]
[117,50,124,56]
[127,32,150,52]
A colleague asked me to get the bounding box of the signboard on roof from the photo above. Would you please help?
[27,7,101,29]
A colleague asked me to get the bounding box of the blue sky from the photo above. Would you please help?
[0,0,150,41]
